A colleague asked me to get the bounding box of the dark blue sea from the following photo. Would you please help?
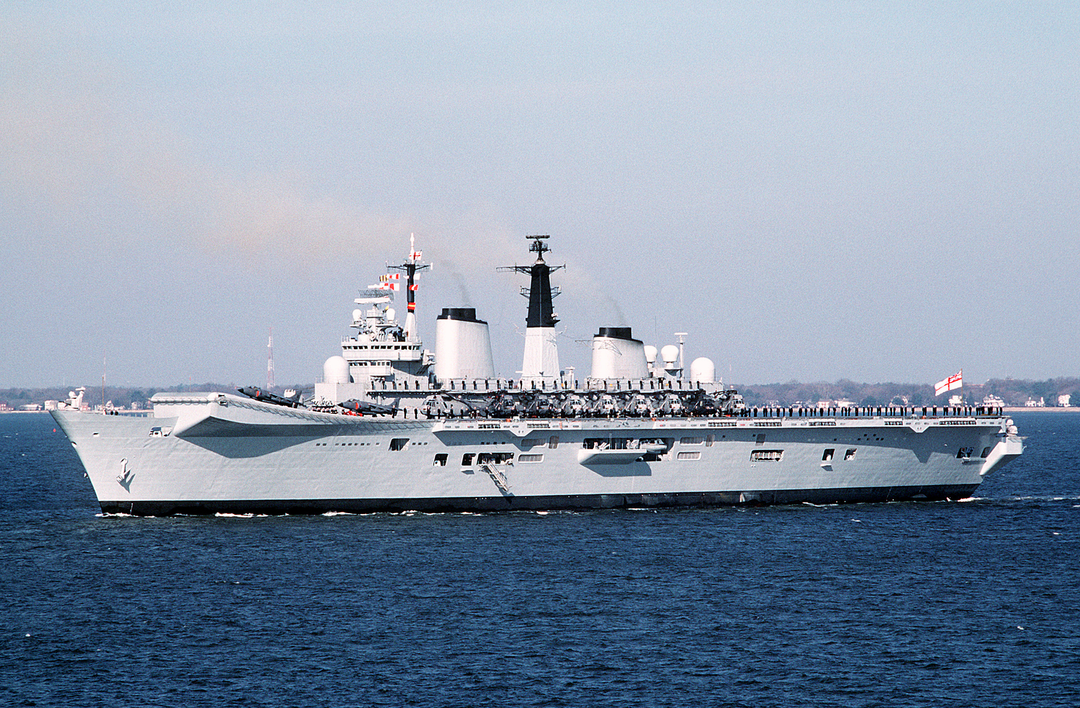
[1,412,1077,707]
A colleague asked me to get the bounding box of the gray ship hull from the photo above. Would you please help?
[53,392,1022,516]
[93,487,982,516]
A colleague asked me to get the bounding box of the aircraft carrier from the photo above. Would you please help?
[52,235,1023,515]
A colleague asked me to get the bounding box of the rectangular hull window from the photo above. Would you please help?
[477,452,514,464]
[750,450,784,462]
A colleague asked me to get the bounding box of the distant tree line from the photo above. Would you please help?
[737,377,1080,408]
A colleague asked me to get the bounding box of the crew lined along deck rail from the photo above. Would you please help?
[416,404,1005,421]
[739,405,1005,419]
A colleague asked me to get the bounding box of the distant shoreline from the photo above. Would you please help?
[1004,407,1080,413]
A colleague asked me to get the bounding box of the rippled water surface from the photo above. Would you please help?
[2,412,1078,707]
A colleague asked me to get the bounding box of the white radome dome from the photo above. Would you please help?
[689,357,715,384]
[661,344,680,366]
[323,355,351,384]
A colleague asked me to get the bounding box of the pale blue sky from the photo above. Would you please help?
[2,2,1077,388]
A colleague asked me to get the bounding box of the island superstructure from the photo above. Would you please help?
[52,235,1023,515]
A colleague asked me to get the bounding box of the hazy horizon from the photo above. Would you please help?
[3,3,1078,389]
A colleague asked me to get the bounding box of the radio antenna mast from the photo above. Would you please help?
[267,328,276,389]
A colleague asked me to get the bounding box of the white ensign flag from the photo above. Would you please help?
[935,370,963,396]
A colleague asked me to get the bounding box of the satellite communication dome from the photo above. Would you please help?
[644,345,658,364]
[661,344,680,366]
[323,355,351,384]
[386,307,396,322]
[689,357,715,384]
[352,309,362,322]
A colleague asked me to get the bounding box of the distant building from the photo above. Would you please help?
[948,394,964,407]
[1058,394,1072,407]
[1025,397,1044,407]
